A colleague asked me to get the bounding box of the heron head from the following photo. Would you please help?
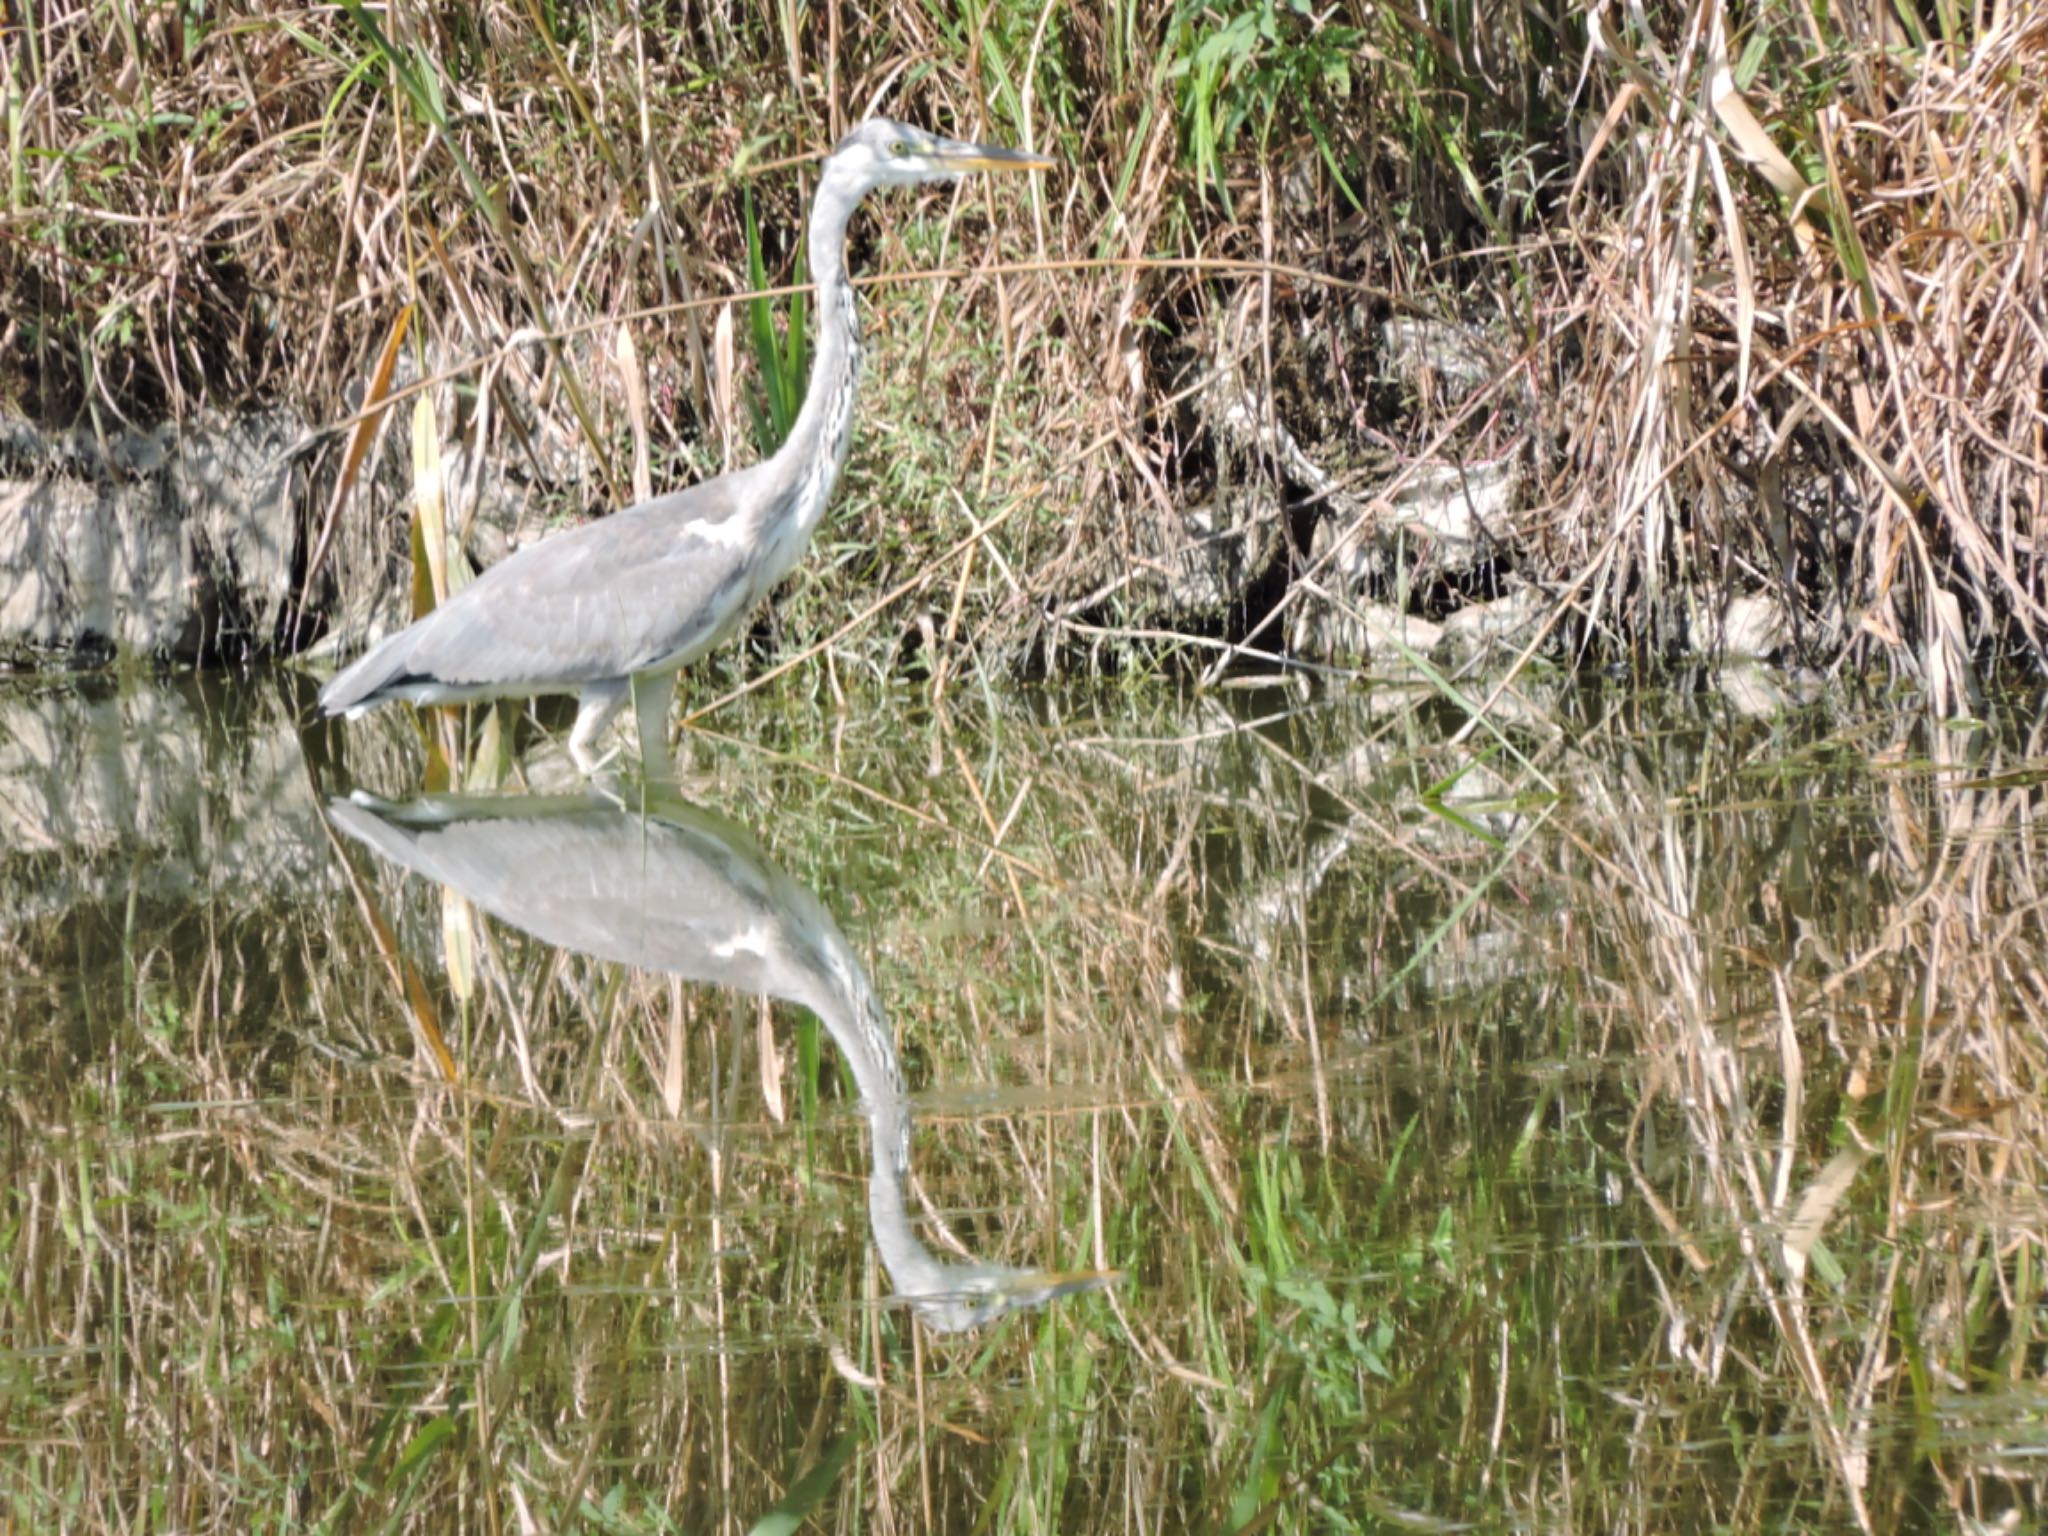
[904,1261,1121,1334]
[825,118,1054,194]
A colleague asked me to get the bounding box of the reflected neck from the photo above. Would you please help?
[811,975,955,1302]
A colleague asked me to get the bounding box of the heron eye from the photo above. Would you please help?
[890,140,911,157]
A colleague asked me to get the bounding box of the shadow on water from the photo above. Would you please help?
[2,665,2046,1530]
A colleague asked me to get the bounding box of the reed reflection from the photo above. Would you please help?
[327,784,1115,1332]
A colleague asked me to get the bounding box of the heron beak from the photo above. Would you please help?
[932,137,1057,175]
[1009,1266,1123,1303]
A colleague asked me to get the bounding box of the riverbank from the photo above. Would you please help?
[6,3,2043,710]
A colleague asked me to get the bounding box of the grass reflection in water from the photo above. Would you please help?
[0,670,2042,1531]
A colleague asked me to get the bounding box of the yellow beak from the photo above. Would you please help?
[931,136,1057,174]
[1010,1266,1123,1303]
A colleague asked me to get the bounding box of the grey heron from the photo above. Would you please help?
[319,119,1053,772]
[328,783,1117,1332]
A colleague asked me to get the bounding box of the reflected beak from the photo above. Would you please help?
[899,1264,1123,1331]
[932,136,1057,175]
[1012,1266,1122,1303]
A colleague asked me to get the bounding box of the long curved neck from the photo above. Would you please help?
[757,172,865,569]
[804,962,966,1303]
[783,861,1031,1330]
[822,982,912,1178]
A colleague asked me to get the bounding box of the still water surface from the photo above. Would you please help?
[2,668,2043,1531]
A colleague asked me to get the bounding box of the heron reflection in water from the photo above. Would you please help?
[328,785,1115,1332]
[319,121,1054,773]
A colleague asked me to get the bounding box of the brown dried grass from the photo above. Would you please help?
[4,1,2046,691]
[1549,6,2048,691]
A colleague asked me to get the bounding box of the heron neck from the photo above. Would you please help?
[783,842,996,1320]
[809,967,955,1302]
[867,1145,952,1301]
[825,985,913,1183]
[762,175,864,552]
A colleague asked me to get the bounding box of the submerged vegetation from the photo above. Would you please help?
[4,0,2044,695]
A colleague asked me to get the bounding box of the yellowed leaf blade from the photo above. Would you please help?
[1569,81,1640,208]
[441,887,476,1004]
[662,978,686,1120]
[321,806,458,1086]
[1709,65,1808,203]
[351,307,413,468]
[1782,1148,1867,1281]
[615,324,653,505]
[296,303,415,618]
[757,996,786,1125]
[1704,139,1755,395]
[411,393,449,610]
[712,301,736,470]
[469,705,511,792]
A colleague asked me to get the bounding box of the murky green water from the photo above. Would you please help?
[3,667,2045,1531]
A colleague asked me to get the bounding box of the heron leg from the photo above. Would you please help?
[568,679,630,772]
[630,669,677,776]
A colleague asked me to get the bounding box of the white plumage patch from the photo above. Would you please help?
[711,924,772,959]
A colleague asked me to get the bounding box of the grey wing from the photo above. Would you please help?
[415,817,796,984]
[327,799,804,989]
[324,479,760,710]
